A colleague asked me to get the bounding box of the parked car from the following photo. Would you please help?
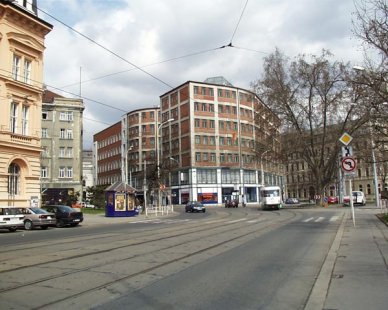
[344,191,366,206]
[327,196,339,204]
[21,207,56,230]
[285,198,299,204]
[0,206,24,232]
[42,205,83,227]
[185,201,206,213]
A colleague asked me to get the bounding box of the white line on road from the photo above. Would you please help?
[330,216,339,222]
[315,217,325,222]
[303,217,315,222]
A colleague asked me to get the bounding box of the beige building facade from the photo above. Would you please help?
[0,0,52,206]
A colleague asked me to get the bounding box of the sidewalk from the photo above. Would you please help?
[82,207,178,226]
[323,208,388,310]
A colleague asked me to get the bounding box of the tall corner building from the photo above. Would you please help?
[156,77,283,205]
[0,0,52,206]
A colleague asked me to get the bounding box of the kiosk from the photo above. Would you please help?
[105,181,138,217]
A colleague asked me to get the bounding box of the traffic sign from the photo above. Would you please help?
[341,146,353,157]
[341,156,356,172]
[339,132,353,146]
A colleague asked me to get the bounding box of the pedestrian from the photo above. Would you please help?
[242,195,247,208]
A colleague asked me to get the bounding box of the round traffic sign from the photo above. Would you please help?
[341,157,356,172]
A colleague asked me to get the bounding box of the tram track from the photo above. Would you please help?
[0,210,299,308]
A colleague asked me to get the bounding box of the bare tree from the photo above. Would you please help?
[352,0,388,108]
[252,49,371,202]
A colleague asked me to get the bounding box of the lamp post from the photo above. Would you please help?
[125,145,133,187]
[156,118,174,208]
[260,150,270,186]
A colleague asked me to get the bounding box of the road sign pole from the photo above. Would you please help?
[348,178,355,227]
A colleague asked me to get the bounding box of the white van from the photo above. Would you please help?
[352,191,366,206]
[0,207,24,232]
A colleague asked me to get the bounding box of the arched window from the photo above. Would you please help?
[367,184,371,195]
[8,163,20,195]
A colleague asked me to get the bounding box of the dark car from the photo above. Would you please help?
[42,205,83,227]
[185,201,206,213]
[21,207,56,230]
[225,199,239,208]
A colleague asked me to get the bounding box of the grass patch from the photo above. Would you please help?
[81,208,105,215]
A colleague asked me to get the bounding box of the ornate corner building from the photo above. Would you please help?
[0,0,52,206]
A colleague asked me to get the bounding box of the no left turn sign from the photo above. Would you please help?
[341,157,356,172]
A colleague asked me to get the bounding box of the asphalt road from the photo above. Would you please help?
[0,207,345,310]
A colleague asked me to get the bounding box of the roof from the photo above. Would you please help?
[203,76,233,87]
[42,89,64,103]
[105,181,136,193]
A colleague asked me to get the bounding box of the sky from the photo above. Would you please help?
[37,0,366,149]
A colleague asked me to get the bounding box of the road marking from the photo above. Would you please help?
[330,216,339,222]
[227,218,247,224]
[303,217,315,222]
[315,217,325,222]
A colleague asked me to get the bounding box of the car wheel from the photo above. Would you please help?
[41,225,48,230]
[8,227,17,232]
[202,210,206,213]
[24,220,34,230]
[71,223,79,227]
[56,220,65,228]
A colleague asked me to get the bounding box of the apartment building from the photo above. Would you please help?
[93,121,122,186]
[40,90,84,204]
[0,0,52,206]
[94,77,283,205]
[159,77,283,205]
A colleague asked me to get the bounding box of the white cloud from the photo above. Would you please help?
[39,0,365,149]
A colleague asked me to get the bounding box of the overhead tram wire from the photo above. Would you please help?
[60,46,225,89]
[0,67,127,114]
[229,0,249,45]
[33,3,174,89]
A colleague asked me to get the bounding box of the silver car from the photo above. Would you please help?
[22,207,57,230]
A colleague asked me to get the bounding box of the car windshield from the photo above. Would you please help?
[0,208,23,215]
[29,208,49,214]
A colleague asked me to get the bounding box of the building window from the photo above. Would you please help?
[202,120,207,128]
[195,135,201,144]
[59,167,65,178]
[209,120,215,128]
[24,59,31,84]
[12,55,21,80]
[60,129,65,139]
[59,147,65,157]
[10,102,18,133]
[219,137,225,145]
[194,86,199,94]
[59,111,74,121]
[209,104,214,112]
[209,88,214,96]
[219,105,224,113]
[210,136,215,145]
[8,163,20,195]
[67,167,73,178]
[41,128,48,138]
[41,166,48,178]
[201,87,206,95]
[202,103,207,111]
[194,102,199,111]
[218,89,222,97]
[42,111,48,119]
[203,153,208,161]
[67,129,73,139]
[195,119,200,128]
[21,105,29,135]
[203,136,208,145]
[210,153,216,162]
[150,111,154,119]
[196,152,201,162]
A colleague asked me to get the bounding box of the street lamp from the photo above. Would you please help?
[156,118,174,208]
[125,145,133,187]
[260,150,270,186]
